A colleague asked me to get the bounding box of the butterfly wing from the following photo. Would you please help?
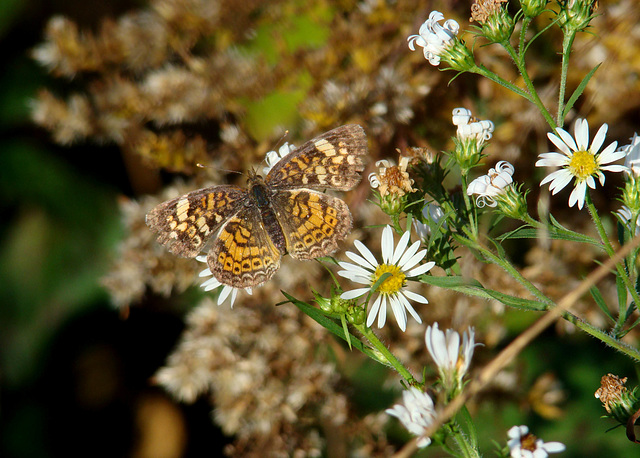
[270,189,353,260]
[146,185,248,258]
[207,203,282,288]
[266,124,367,191]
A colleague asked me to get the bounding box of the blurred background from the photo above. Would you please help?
[2,0,640,456]
[1,0,225,456]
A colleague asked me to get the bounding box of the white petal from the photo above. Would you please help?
[392,230,412,265]
[601,164,628,173]
[540,168,567,186]
[570,181,587,209]
[218,285,232,305]
[377,295,388,328]
[381,226,394,263]
[407,260,435,277]
[400,248,428,272]
[341,288,371,300]
[389,295,407,331]
[403,289,430,304]
[574,118,589,150]
[597,142,623,164]
[354,239,379,268]
[367,294,383,327]
[547,171,574,194]
[541,442,566,453]
[590,122,608,153]
[536,152,570,166]
[398,292,422,323]
[228,288,239,308]
[548,130,573,155]
[346,250,376,270]
[397,241,422,270]
[337,261,370,276]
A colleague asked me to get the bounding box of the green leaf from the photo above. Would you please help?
[419,275,484,289]
[420,275,546,311]
[497,223,601,247]
[590,285,615,323]
[562,63,601,120]
[282,291,376,358]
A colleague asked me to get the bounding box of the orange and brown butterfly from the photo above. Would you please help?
[146,124,368,288]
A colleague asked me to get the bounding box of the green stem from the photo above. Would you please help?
[500,40,557,130]
[518,15,531,58]
[456,230,640,362]
[448,421,481,458]
[460,172,479,239]
[355,323,417,385]
[586,193,640,329]
[557,31,577,127]
[470,64,530,100]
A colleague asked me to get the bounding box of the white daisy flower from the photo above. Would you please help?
[536,118,627,209]
[467,161,515,207]
[425,323,477,393]
[385,387,437,448]
[507,425,566,458]
[620,132,640,177]
[338,226,435,332]
[407,11,460,66]
[196,256,252,308]
[262,142,296,175]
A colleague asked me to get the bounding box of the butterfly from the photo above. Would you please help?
[146,124,368,288]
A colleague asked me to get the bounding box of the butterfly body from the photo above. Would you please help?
[146,124,367,288]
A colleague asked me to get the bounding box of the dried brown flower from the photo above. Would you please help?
[595,373,628,414]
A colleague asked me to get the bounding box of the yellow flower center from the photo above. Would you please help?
[373,264,406,295]
[569,150,597,180]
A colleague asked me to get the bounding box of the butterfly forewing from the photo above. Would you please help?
[146,185,248,257]
[266,124,367,191]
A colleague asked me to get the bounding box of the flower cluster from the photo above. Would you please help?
[407,11,460,66]
[452,107,495,170]
[467,161,515,208]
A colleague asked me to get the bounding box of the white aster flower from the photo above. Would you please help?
[616,206,640,236]
[467,161,515,207]
[338,226,435,331]
[425,323,477,393]
[536,118,627,209]
[262,142,296,175]
[413,202,447,239]
[196,256,252,308]
[507,425,566,458]
[385,387,437,448]
[620,132,640,177]
[407,11,460,66]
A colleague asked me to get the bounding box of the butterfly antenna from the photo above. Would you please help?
[196,163,243,175]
